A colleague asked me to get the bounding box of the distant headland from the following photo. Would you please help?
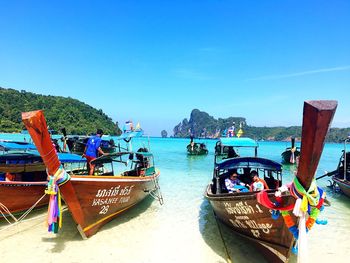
[173,109,350,143]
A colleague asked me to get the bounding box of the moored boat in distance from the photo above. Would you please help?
[205,100,337,263]
[22,110,163,238]
[328,137,350,198]
[187,136,208,155]
[281,137,300,164]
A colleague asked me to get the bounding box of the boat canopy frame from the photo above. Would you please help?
[215,137,259,163]
[90,150,155,177]
[213,156,283,194]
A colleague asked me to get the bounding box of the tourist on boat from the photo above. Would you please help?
[225,170,249,193]
[83,129,106,175]
[249,170,269,191]
[227,147,238,158]
[5,172,20,181]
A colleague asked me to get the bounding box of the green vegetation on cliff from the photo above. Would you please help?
[174,109,350,143]
[0,87,121,135]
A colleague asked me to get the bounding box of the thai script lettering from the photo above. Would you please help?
[92,185,135,208]
[96,186,121,198]
[224,201,255,215]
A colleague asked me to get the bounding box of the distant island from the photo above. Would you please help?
[173,109,350,143]
[0,87,121,135]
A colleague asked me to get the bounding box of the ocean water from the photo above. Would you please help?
[1,134,350,263]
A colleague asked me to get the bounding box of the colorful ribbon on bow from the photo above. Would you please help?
[257,176,327,259]
[45,166,70,233]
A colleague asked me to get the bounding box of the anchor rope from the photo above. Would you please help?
[212,209,233,263]
[0,193,47,233]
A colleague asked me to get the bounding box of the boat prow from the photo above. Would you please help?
[205,100,337,263]
[22,110,163,238]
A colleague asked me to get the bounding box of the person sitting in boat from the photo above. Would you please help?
[249,170,269,191]
[5,172,21,181]
[83,129,106,175]
[227,147,238,158]
[225,170,249,193]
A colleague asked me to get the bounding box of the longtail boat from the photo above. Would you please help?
[22,110,163,238]
[328,137,350,197]
[281,137,301,164]
[205,100,337,263]
[0,151,85,218]
[187,136,208,155]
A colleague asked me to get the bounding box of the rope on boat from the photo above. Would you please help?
[148,176,164,205]
[212,210,233,263]
[0,203,18,224]
[0,193,47,233]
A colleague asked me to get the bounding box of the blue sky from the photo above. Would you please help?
[1,0,349,136]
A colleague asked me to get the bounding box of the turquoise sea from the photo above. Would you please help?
[1,133,350,263]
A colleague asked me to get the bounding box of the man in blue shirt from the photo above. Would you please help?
[83,129,106,175]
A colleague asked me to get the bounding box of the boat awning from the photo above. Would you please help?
[0,151,86,164]
[215,157,282,171]
[0,152,42,163]
[219,137,258,147]
[57,152,86,163]
[0,141,37,151]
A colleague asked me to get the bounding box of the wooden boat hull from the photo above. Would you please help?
[187,149,208,155]
[332,176,350,198]
[205,185,295,263]
[0,181,49,217]
[59,173,160,238]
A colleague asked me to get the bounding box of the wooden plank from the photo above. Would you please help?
[297,100,337,189]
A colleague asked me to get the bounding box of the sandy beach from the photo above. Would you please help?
[2,138,350,263]
[1,192,350,263]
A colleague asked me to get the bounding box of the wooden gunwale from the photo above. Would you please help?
[0,181,47,186]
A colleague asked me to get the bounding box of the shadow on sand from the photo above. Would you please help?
[39,196,155,253]
[198,199,269,263]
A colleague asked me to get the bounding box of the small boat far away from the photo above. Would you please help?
[205,100,337,263]
[326,136,350,198]
[281,137,300,164]
[22,110,163,238]
[187,136,208,155]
